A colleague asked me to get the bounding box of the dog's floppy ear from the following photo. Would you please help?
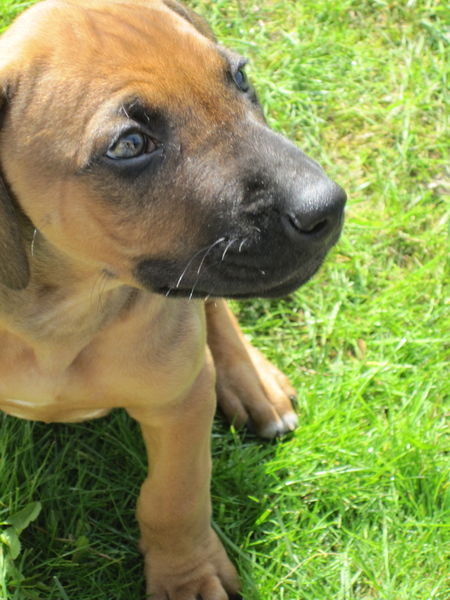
[162,0,217,42]
[0,177,30,290]
[0,90,30,290]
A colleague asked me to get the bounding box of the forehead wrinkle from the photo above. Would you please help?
[69,10,238,125]
[55,5,229,104]
[74,4,211,61]
[51,6,233,107]
[8,1,217,78]
[4,0,238,111]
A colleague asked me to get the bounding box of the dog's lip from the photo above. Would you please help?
[135,235,333,299]
[156,278,303,300]
[152,260,322,299]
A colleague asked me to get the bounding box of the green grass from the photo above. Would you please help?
[1,0,449,598]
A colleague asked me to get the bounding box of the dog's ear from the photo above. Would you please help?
[0,89,30,290]
[162,0,217,42]
[0,177,30,290]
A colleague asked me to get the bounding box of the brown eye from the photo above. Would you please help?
[106,132,154,160]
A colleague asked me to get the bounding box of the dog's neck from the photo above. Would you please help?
[0,213,141,352]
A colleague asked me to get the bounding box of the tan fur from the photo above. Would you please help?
[0,1,345,598]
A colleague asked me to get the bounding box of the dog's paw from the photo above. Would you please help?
[205,299,298,439]
[215,341,299,439]
[142,530,240,600]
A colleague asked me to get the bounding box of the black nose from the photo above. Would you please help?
[280,177,347,243]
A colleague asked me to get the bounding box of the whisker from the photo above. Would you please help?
[176,246,210,288]
[121,103,131,119]
[189,251,227,301]
[196,237,226,275]
[90,271,104,306]
[31,229,38,257]
[221,239,236,261]
[238,237,249,253]
[97,271,111,315]
[90,270,112,317]
[176,238,225,289]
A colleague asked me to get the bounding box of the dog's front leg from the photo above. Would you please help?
[206,300,299,439]
[127,357,240,600]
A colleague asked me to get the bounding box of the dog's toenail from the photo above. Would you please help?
[282,412,299,432]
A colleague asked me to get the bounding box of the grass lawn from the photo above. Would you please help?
[1,0,449,598]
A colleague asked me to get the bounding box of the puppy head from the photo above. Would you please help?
[0,0,346,298]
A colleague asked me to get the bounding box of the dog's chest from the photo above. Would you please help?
[0,330,95,421]
[0,295,208,423]
[0,284,134,419]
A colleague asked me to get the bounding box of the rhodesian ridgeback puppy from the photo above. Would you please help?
[0,0,346,597]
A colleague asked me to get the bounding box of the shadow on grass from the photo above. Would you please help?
[1,408,283,599]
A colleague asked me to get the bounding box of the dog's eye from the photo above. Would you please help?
[106,132,155,160]
[234,68,249,93]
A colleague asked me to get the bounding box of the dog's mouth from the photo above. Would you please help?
[134,236,331,300]
[154,268,319,300]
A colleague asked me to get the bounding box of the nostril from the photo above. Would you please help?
[285,211,329,236]
[307,219,328,235]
